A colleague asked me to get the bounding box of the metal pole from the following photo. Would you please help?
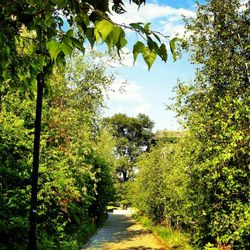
[28,72,44,250]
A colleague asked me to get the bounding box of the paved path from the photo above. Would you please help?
[83,211,167,250]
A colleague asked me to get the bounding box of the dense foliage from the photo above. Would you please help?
[103,113,154,207]
[131,0,250,249]
[1,0,249,249]
[104,113,154,182]
[0,0,175,248]
[175,0,250,248]
[0,52,116,249]
[131,132,197,225]
[0,0,174,89]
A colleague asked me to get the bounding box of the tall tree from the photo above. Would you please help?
[104,113,154,182]
[173,0,250,248]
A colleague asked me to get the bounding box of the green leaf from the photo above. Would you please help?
[153,33,161,43]
[86,28,95,48]
[170,37,180,61]
[82,14,90,26]
[105,26,123,52]
[94,19,114,43]
[129,22,144,32]
[144,22,151,30]
[66,29,74,37]
[62,36,73,48]
[144,22,151,34]
[70,37,84,53]
[142,47,157,70]
[117,36,127,52]
[75,13,90,27]
[133,41,145,64]
[46,40,61,62]
[147,37,160,54]
[112,26,122,45]
[159,44,168,62]
[116,29,127,52]
[60,40,73,56]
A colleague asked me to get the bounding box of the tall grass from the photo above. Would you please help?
[134,214,196,250]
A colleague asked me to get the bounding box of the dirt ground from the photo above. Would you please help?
[83,211,167,250]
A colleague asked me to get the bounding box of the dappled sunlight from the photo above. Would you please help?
[84,213,167,250]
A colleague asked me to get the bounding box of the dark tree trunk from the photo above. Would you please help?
[122,171,128,182]
[28,73,44,250]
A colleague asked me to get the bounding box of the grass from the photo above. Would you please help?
[134,214,197,250]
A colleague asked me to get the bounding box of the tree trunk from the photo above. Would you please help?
[28,73,44,250]
[122,171,128,182]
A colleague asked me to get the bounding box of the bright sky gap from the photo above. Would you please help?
[103,0,199,131]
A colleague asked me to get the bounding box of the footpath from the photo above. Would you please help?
[83,210,167,250]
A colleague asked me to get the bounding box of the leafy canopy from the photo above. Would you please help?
[172,0,250,248]
[0,0,178,89]
[104,113,154,182]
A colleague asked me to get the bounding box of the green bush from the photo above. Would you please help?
[0,53,115,248]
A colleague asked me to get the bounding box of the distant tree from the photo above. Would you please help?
[104,113,154,182]
[153,130,184,144]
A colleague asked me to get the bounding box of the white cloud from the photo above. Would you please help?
[108,79,143,102]
[112,2,194,24]
[105,79,153,119]
[111,1,195,37]
[160,21,186,37]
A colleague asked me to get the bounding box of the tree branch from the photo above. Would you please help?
[0,0,19,8]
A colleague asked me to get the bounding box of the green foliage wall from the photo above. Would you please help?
[131,133,197,225]
[0,90,34,248]
[132,1,250,250]
[0,53,116,249]
[174,0,250,248]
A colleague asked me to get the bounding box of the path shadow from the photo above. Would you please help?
[112,228,150,241]
[120,247,166,250]
[83,213,167,249]
[107,215,151,243]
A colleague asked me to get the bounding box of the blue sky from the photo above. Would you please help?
[102,0,201,131]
